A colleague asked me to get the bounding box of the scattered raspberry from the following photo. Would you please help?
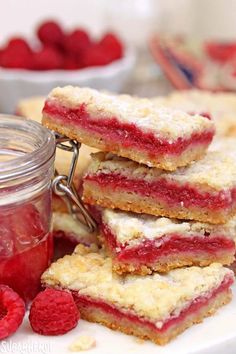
[29,288,79,335]
[82,44,112,67]
[99,32,123,61]
[37,20,64,47]
[64,29,91,56]
[0,285,25,340]
[33,46,64,70]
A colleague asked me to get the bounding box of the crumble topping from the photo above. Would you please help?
[86,150,236,190]
[102,209,236,246]
[69,335,96,352]
[53,212,98,245]
[152,90,236,137]
[42,245,233,324]
[46,86,214,140]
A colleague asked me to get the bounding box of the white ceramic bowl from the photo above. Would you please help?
[0,49,135,113]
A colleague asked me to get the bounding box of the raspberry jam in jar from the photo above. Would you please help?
[0,115,55,303]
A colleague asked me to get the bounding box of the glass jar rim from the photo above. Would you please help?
[0,114,55,182]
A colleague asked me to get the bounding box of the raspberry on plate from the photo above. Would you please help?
[29,288,79,335]
[37,20,64,47]
[0,285,25,340]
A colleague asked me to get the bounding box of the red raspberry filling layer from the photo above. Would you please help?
[72,274,233,334]
[43,102,214,157]
[85,173,236,211]
[102,224,235,264]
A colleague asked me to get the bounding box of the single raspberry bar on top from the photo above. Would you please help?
[100,209,236,275]
[42,245,234,345]
[82,151,236,224]
[42,86,215,171]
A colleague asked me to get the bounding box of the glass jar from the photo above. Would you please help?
[0,115,55,303]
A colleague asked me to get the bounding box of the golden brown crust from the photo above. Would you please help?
[83,180,234,224]
[77,290,232,345]
[43,115,209,171]
[112,255,234,275]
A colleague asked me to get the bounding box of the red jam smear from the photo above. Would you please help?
[72,275,233,334]
[43,101,214,157]
[102,224,235,264]
[0,203,53,303]
[85,173,236,211]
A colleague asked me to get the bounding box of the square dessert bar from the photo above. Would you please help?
[83,151,236,224]
[100,209,236,275]
[152,90,236,137]
[42,245,234,345]
[42,86,215,171]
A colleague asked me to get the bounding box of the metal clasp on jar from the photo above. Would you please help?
[52,133,97,233]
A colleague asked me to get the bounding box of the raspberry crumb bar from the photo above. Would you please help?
[83,151,236,224]
[100,209,236,275]
[42,86,214,171]
[42,245,234,345]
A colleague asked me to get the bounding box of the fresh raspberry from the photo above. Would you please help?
[99,32,123,61]
[0,285,25,340]
[63,55,81,70]
[82,44,112,67]
[33,46,64,70]
[0,49,3,65]
[64,29,91,56]
[37,20,64,47]
[29,288,79,335]
[6,37,32,54]
[0,37,33,69]
[1,47,32,69]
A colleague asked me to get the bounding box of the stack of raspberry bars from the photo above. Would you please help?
[42,86,235,345]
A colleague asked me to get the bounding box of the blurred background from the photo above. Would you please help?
[1,0,236,112]
[2,0,236,44]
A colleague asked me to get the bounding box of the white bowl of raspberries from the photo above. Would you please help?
[0,20,135,113]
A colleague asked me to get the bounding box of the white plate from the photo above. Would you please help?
[1,284,236,354]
